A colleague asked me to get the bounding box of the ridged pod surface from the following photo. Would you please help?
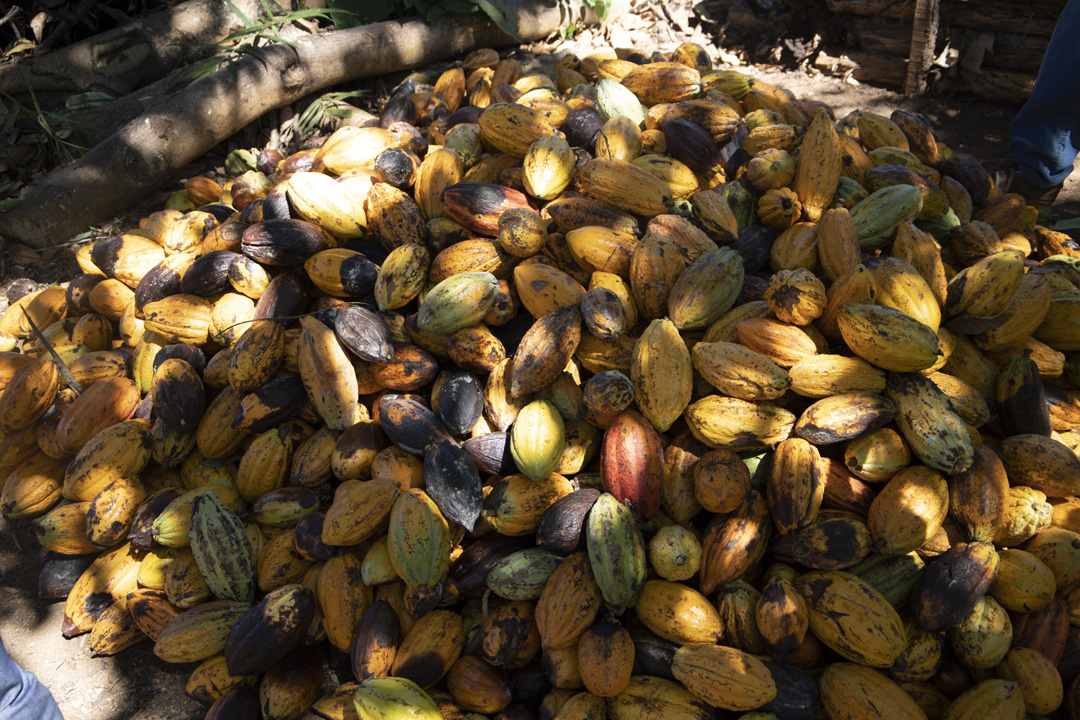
[630,318,692,433]
[5,39,1076,718]
[586,492,647,609]
[635,579,723,645]
[819,662,928,720]
[793,109,842,222]
[297,316,359,431]
[600,409,663,523]
[887,371,973,475]
[224,584,315,675]
[387,489,451,617]
[352,676,442,720]
[666,248,744,330]
[795,570,907,667]
[189,491,256,604]
[670,643,776,711]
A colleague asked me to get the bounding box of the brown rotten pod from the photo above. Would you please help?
[351,600,401,682]
[423,439,483,532]
[254,270,312,320]
[437,370,485,436]
[910,541,1000,632]
[180,250,242,297]
[304,248,380,299]
[535,488,600,556]
[224,584,316,676]
[241,219,332,267]
[374,147,422,189]
[334,306,394,363]
[461,431,518,476]
[258,645,322,720]
[448,534,532,599]
[38,554,95,600]
[378,395,456,455]
[203,684,260,720]
[232,375,307,433]
[150,358,206,432]
[293,512,338,563]
[66,274,105,315]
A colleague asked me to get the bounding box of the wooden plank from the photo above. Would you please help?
[947,68,1037,103]
[981,31,1049,74]
[943,2,1061,37]
[829,0,1063,35]
[851,17,912,56]
[850,51,908,86]
[850,17,1050,75]
[814,49,908,87]
[826,0,915,20]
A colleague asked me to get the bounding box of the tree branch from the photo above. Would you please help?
[0,0,267,101]
[0,2,600,248]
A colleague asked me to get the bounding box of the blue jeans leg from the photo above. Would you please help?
[0,637,64,720]
[1009,0,1080,187]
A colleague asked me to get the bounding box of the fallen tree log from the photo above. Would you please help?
[0,1,601,248]
[70,22,317,148]
[0,0,266,103]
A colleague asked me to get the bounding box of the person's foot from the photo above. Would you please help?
[1008,172,1064,207]
[990,159,1064,207]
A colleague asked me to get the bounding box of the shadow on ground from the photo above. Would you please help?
[0,516,205,720]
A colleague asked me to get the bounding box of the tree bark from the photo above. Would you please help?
[71,22,317,147]
[0,0,267,102]
[904,0,939,95]
[0,1,600,249]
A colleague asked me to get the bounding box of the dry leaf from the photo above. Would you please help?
[8,244,41,265]
[4,39,36,57]
[30,12,52,44]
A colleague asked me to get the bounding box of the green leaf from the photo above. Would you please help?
[66,229,96,244]
[326,90,369,101]
[65,91,114,111]
[476,0,521,41]
[584,0,611,21]
[233,43,274,66]
[1048,217,1080,231]
[225,149,258,176]
[296,101,326,137]
[224,0,256,28]
[172,57,228,90]
[258,0,290,17]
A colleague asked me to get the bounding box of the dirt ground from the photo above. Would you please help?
[0,3,1077,720]
[0,519,210,720]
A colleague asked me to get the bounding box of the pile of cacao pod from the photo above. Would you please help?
[3,38,1080,720]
